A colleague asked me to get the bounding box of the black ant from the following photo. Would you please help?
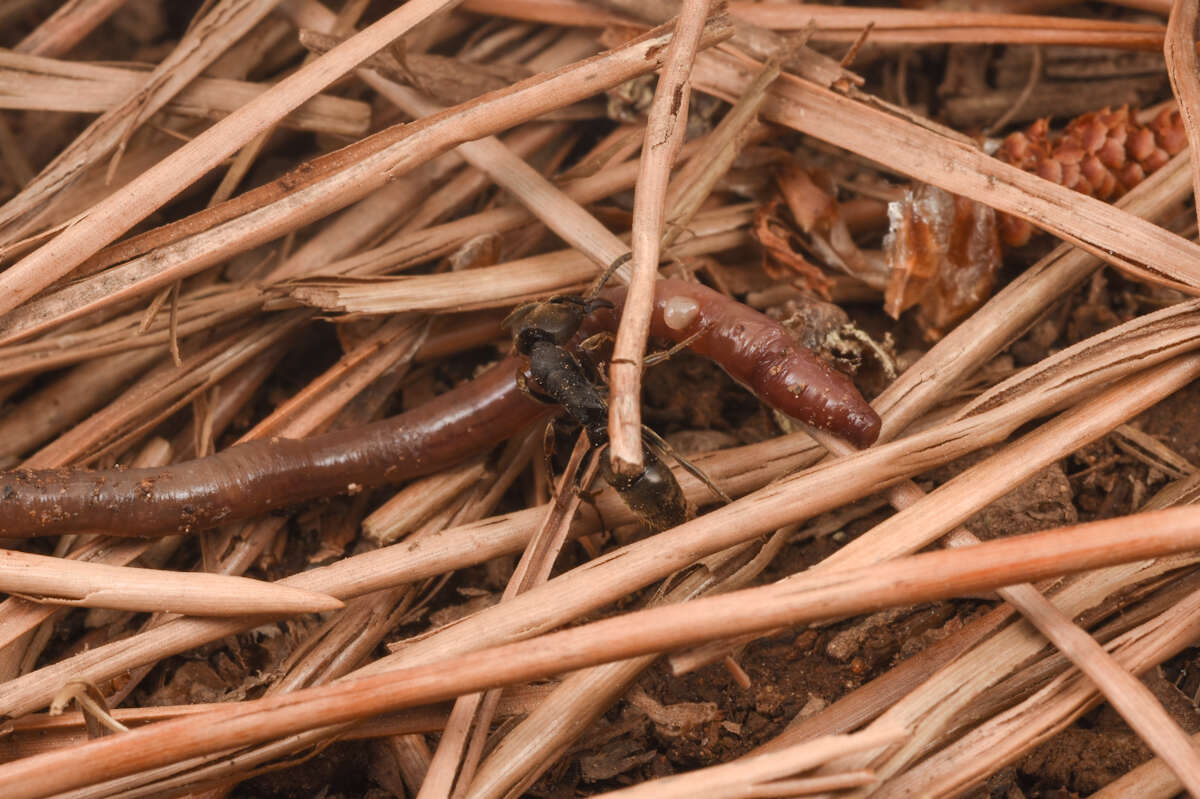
[503,254,728,530]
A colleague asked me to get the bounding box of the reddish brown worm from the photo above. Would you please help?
[0,360,547,537]
[587,279,881,448]
[0,281,878,537]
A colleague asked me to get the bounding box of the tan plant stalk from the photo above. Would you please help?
[284,207,752,313]
[470,0,1175,48]
[0,0,283,242]
[1165,0,1200,232]
[7,508,1200,797]
[0,549,341,616]
[0,17,733,345]
[608,0,710,474]
[0,0,469,316]
[0,51,370,135]
[15,0,131,57]
[729,1,1170,47]
[585,727,903,799]
[691,47,1200,292]
[807,354,1200,797]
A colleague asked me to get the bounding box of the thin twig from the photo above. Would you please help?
[608,0,710,475]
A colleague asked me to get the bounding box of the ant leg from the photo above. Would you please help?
[578,331,615,357]
[643,323,711,367]
[640,425,733,505]
[585,251,632,300]
[572,465,612,531]
[540,420,562,503]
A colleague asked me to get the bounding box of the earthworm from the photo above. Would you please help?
[0,360,547,537]
[586,278,881,448]
[0,281,878,537]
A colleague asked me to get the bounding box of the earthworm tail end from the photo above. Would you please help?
[590,279,881,448]
[0,359,546,537]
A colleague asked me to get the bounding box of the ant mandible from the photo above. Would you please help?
[503,254,727,530]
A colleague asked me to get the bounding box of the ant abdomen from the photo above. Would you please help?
[598,445,692,531]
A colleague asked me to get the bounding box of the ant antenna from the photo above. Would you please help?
[586,252,632,301]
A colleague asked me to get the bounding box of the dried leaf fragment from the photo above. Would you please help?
[884,183,1001,339]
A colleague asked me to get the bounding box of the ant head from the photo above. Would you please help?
[505,295,588,354]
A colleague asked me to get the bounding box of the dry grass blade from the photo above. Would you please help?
[0,549,341,615]
[608,0,710,474]
[0,0,468,316]
[284,206,751,313]
[730,2,1171,47]
[692,48,1200,293]
[1165,0,1200,233]
[661,55,778,246]
[472,0,1175,48]
[0,16,734,345]
[0,0,280,242]
[14,0,131,57]
[7,508,1200,797]
[585,727,902,799]
[0,51,371,135]
[808,355,1200,797]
